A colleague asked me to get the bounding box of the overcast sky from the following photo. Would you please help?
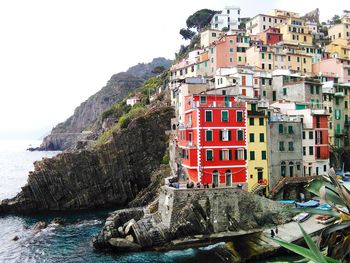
[0,0,347,139]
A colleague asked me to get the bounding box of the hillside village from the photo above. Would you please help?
[169,6,350,198]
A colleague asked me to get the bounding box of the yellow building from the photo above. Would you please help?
[247,101,269,194]
[277,17,313,45]
[325,38,350,60]
[246,45,275,71]
[200,29,223,48]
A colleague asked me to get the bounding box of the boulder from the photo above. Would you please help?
[108,238,141,251]
[32,221,47,231]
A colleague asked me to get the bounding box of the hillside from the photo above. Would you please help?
[38,57,172,151]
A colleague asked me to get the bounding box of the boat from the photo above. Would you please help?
[277,200,295,204]
[316,203,332,211]
[295,200,319,208]
[315,215,336,224]
[293,212,311,223]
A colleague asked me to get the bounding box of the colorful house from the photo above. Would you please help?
[246,101,269,193]
[177,94,248,189]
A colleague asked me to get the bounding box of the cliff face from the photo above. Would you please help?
[0,107,174,214]
[39,58,172,151]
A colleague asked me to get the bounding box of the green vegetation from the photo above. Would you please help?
[161,152,170,164]
[179,28,196,40]
[186,9,217,32]
[276,169,350,261]
[96,70,169,146]
[273,224,339,263]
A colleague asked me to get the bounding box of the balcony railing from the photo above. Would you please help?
[193,101,245,109]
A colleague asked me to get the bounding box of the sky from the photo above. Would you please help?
[0,0,347,139]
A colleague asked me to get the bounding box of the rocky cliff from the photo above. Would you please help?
[0,106,174,214]
[38,57,172,151]
[93,186,294,252]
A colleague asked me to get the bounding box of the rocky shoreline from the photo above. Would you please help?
[0,107,174,214]
[92,186,295,253]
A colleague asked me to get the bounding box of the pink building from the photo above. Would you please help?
[312,58,350,83]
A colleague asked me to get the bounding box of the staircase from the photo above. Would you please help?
[251,183,267,194]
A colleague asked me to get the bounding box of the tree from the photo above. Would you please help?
[151,66,166,75]
[186,9,217,32]
[179,28,196,40]
[331,14,341,25]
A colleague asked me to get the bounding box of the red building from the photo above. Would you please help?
[313,113,330,160]
[258,27,282,45]
[177,94,248,188]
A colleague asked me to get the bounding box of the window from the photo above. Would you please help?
[249,133,255,142]
[335,109,341,120]
[230,57,233,63]
[288,56,291,62]
[303,58,306,63]
[237,111,243,122]
[335,97,340,105]
[212,32,217,37]
[238,56,242,62]
[206,150,213,161]
[268,64,272,70]
[249,117,254,125]
[279,141,285,151]
[206,130,213,141]
[346,101,348,109]
[263,90,266,97]
[200,96,207,104]
[262,151,267,160]
[309,146,314,155]
[259,118,264,126]
[205,111,212,122]
[250,151,255,160]
[225,170,232,186]
[261,53,265,59]
[220,150,232,160]
[222,110,228,122]
[288,126,293,134]
[316,86,320,94]
[235,149,245,160]
[220,130,231,141]
[303,147,306,155]
[237,130,244,140]
[288,141,294,151]
[279,124,283,134]
[251,104,256,111]
[281,161,286,177]
[259,133,264,142]
[302,131,305,139]
[268,53,272,60]
[309,131,313,139]
[229,48,233,52]
[283,88,287,95]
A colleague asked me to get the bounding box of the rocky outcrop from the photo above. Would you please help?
[0,107,174,214]
[38,57,172,151]
[93,186,295,251]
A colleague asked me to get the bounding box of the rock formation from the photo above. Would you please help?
[0,106,174,214]
[93,186,295,251]
[38,57,172,151]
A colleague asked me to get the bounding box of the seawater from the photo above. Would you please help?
[0,140,300,262]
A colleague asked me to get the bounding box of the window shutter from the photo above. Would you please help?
[244,149,247,160]
[228,131,231,141]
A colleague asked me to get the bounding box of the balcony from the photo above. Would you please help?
[193,101,245,109]
[248,110,265,116]
[334,92,345,97]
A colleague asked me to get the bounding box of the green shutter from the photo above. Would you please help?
[259,133,264,142]
[237,111,243,122]
[251,104,256,111]
[237,130,243,140]
[259,118,264,126]
[262,151,266,160]
[205,111,212,122]
[250,151,255,160]
[207,150,213,160]
[229,57,233,62]
[200,96,206,104]
[283,88,287,95]
[222,111,228,122]
[249,133,254,142]
[309,146,313,155]
[229,48,233,52]
[249,117,254,125]
[279,124,283,134]
[268,53,272,60]
[288,126,293,134]
[206,130,212,141]
[261,53,265,59]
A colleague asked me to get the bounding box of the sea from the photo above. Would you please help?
[0,140,299,263]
